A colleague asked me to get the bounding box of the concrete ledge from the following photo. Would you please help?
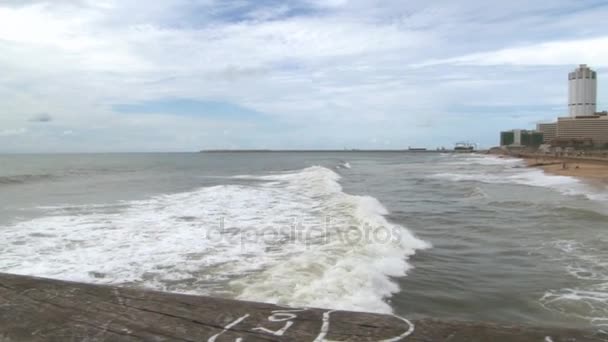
[0,273,602,341]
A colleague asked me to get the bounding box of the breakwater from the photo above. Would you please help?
[0,273,602,341]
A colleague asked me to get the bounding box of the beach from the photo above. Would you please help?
[522,154,608,184]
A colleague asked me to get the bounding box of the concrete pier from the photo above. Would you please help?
[0,273,602,341]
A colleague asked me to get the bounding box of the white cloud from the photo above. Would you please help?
[1,0,608,151]
[414,36,608,67]
[0,128,28,137]
[306,0,349,9]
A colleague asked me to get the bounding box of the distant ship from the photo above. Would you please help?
[454,142,476,152]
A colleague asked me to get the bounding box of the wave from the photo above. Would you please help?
[0,168,140,187]
[432,169,579,187]
[540,240,608,329]
[463,186,488,200]
[335,161,351,169]
[0,174,54,185]
[0,166,428,314]
[431,164,608,204]
[232,166,430,313]
[445,154,522,166]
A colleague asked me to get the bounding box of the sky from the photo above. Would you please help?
[1,0,608,152]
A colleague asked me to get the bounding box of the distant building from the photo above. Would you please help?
[536,123,557,143]
[556,114,608,148]
[500,129,544,147]
[568,64,597,117]
[498,64,606,149]
[551,137,594,149]
[515,64,608,149]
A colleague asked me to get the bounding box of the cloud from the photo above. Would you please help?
[28,113,53,122]
[209,66,269,81]
[414,36,608,67]
[1,0,608,152]
[0,128,28,137]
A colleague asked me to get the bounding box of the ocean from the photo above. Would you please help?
[1,152,607,332]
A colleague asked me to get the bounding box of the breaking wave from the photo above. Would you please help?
[0,166,429,314]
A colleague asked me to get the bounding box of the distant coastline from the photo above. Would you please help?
[200,149,481,153]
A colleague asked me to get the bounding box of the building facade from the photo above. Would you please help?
[536,123,557,143]
[500,129,544,147]
[568,64,597,117]
[556,115,608,147]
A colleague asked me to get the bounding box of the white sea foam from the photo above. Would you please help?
[232,167,430,312]
[340,162,352,169]
[432,168,580,189]
[541,240,608,327]
[0,166,428,314]
[446,154,523,166]
[432,154,608,204]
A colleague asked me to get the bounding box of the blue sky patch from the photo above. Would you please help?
[113,99,264,120]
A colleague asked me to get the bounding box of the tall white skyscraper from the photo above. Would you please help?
[568,64,597,117]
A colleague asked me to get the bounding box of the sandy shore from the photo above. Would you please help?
[522,155,608,184]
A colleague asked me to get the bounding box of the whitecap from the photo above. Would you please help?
[431,163,608,205]
[0,166,429,314]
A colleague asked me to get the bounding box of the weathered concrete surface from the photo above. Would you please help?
[0,273,603,341]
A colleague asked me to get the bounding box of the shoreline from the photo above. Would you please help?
[520,155,608,185]
[200,149,483,153]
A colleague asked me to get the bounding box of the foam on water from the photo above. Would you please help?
[232,166,430,312]
[338,161,352,169]
[0,166,429,314]
[432,154,607,204]
[431,169,582,193]
[541,240,608,328]
[445,154,522,166]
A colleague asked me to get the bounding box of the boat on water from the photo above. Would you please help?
[408,147,428,151]
[454,142,476,152]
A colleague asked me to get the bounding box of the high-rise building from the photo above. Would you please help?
[500,129,544,147]
[568,64,597,117]
[536,123,557,143]
[501,64,606,148]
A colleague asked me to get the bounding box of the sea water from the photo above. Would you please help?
[0,152,607,332]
